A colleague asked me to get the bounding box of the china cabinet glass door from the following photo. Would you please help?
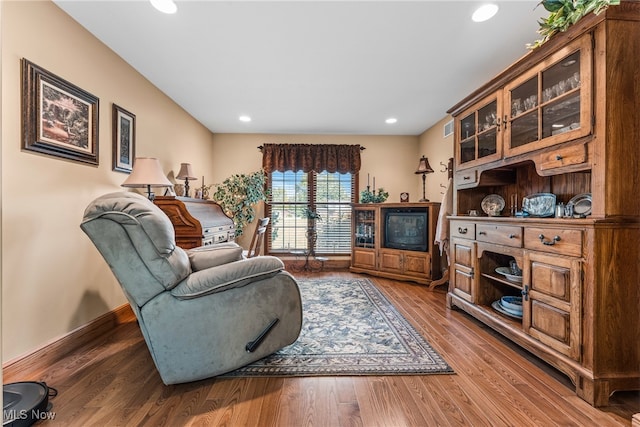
[456,94,502,169]
[504,35,592,157]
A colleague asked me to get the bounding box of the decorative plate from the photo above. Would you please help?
[500,296,523,313]
[481,194,505,216]
[492,300,522,319]
[569,193,592,217]
[495,267,523,283]
[522,193,556,217]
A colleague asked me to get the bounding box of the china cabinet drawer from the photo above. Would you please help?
[538,143,588,172]
[455,170,478,187]
[524,227,583,257]
[476,224,522,247]
[451,221,476,240]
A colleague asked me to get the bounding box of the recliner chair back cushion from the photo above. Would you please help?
[81,192,191,307]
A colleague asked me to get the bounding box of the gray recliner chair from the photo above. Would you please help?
[80,192,302,385]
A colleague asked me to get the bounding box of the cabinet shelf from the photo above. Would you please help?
[481,272,522,290]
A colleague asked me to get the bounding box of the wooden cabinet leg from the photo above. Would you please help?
[428,269,449,290]
[576,375,611,407]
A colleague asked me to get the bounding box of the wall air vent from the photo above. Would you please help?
[444,119,454,138]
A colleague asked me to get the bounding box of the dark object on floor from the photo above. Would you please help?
[3,381,57,427]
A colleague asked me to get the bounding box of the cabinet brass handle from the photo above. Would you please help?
[503,115,508,129]
[458,227,467,234]
[478,231,486,235]
[556,155,563,160]
[509,234,516,239]
[463,176,471,180]
[496,117,501,132]
[538,234,561,245]
[521,285,529,301]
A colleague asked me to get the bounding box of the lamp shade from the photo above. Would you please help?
[176,163,197,181]
[121,157,172,188]
[414,156,434,174]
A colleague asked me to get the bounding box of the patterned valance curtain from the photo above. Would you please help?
[261,144,362,174]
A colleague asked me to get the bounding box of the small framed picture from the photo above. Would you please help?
[112,104,136,173]
[400,192,409,203]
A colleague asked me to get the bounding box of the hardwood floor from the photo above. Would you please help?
[5,272,638,426]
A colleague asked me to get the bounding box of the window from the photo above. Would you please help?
[268,170,354,255]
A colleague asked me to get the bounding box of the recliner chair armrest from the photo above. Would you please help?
[170,256,285,299]
[186,242,243,271]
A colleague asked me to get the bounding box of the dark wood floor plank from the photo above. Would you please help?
[10,271,638,426]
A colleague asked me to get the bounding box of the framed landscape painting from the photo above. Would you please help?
[21,58,99,165]
[112,104,136,173]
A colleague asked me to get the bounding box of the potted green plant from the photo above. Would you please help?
[529,0,620,49]
[212,170,269,237]
[360,188,389,203]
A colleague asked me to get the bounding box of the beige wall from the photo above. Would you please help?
[211,133,422,202]
[1,1,215,362]
[418,116,454,203]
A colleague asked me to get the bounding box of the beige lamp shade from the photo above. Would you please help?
[176,163,197,181]
[121,157,172,199]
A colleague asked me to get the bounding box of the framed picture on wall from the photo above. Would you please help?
[112,104,136,173]
[21,58,99,165]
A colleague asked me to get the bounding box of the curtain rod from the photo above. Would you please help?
[257,145,366,151]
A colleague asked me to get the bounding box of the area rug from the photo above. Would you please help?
[223,277,453,377]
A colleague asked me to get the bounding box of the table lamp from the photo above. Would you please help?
[121,157,172,200]
[176,163,198,198]
[414,155,434,202]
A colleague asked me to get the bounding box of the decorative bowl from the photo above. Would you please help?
[500,296,523,313]
[495,267,523,283]
[522,193,556,217]
[481,194,505,216]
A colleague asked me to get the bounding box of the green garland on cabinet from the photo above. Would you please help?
[529,0,620,49]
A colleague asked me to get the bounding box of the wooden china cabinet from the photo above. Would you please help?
[447,3,639,407]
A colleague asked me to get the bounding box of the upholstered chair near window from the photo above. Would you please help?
[80,192,302,385]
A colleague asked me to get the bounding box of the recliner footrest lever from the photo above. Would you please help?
[246,318,280,353]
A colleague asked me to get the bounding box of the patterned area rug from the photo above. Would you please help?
[224,277,453,376]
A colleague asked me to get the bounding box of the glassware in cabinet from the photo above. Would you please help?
[504,35,592,157]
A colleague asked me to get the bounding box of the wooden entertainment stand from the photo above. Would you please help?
[446,3,639,407]
[350,203,441,285]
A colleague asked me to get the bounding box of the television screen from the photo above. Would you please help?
[384,209,428,252]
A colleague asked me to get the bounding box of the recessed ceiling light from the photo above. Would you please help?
[150,0,177,14]
[472,4,499,22]
[385,118,398,124]
[239,115,252,122]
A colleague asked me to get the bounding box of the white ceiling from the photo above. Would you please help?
[53,0,546,136]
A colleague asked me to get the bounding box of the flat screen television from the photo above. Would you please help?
[383,208,428,252]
